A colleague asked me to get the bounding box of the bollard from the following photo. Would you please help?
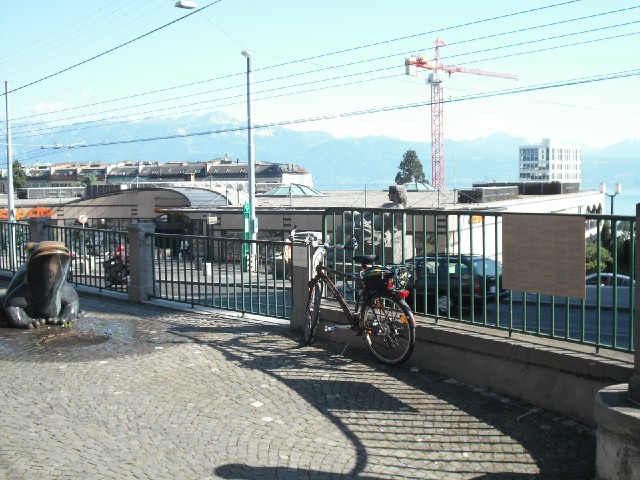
[204,262,213,277]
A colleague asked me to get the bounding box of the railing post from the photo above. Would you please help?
[630,214,640,401]
[594,204,640,479]
[289,242,313,332]
[127,222,155,303]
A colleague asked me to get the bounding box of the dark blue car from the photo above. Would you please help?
[406,254,507,315]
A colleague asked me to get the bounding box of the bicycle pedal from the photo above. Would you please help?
[325,325,337,333]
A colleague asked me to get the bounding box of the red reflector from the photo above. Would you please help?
[387,279,394,290]
[397,289,410,299]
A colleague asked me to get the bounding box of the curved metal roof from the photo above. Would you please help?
[260,184,324,197]
[402,182,436,192]
[169,187,230,207]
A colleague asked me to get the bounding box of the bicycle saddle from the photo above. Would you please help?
[354,254,378,266]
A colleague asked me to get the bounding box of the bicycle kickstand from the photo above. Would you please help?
[324,324,358,357]
[339,332,358,357]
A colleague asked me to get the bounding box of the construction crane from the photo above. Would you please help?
[405,38,517,190]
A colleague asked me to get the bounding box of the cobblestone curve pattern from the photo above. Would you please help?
[0,296,595,479]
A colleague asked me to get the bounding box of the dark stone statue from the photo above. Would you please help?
[0,241,80,329]
[386,185,408,207]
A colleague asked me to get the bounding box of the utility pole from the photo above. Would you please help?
[4,81,15,223]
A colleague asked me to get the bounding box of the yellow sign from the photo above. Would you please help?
[0,207,55,220]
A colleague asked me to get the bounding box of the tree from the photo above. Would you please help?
[600,221,613,251]
[12,160,27,189]
[395,150,426,185]
[585,242,613,274]
[82,173,99,186]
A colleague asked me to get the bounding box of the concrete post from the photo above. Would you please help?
[629,204,640,401]
[127,222,155,303]
[289,243,313,333]
[594,204,640,479]
[28,217,52,243]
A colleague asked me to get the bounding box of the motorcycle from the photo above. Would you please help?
[103,257,129,286]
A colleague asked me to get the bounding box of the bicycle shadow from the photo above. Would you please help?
[164,316,595,479]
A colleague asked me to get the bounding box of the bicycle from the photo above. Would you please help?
[295,229,416,365]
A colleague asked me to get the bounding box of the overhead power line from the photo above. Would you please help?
[6,0,590,113]
[2,0,223,96]
[9,4,637,139]
[9,21,640,142]
[15,68,637,157]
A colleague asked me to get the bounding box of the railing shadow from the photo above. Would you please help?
[164,317,595,479]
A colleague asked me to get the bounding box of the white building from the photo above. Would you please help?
[519,139,582,185]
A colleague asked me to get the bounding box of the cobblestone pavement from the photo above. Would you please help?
[0,291,596,479]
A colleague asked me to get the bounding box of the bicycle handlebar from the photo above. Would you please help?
[288,224,358,251]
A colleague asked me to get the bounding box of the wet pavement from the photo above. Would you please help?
[0,287,596,479]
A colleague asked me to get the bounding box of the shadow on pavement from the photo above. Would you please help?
[166,318,595,479]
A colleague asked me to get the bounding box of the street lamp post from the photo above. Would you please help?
[241,49,257,264]
[600,182,622,215]
[4,81,15,223]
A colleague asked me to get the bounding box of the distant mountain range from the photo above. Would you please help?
[11,112,640,191]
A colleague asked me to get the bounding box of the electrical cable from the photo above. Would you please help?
[10,19,639,142]
[2,0,223,95]
[10,25,640,146]
[14,67,637,159]
[6,0,601,115]
[10,9,637,138]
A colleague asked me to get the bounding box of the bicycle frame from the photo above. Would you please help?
[302,240,417,365]
[312,261,364,327]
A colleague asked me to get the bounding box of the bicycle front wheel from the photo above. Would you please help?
[362,295,415,365]
[304,281,322,345]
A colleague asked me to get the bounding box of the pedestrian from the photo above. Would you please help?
[180,239,190,260]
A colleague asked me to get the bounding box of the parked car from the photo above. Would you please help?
[585,273,633,287]
[406,254,507,314]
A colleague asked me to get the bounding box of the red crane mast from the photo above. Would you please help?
[405,38,517,190]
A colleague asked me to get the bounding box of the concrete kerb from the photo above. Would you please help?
[71,283,290,327]
[310,302,633,427]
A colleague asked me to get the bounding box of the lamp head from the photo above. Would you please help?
[175,0,197,8]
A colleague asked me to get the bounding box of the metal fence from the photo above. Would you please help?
[321,207,636,353]
[150,232,292,319]
[43,224,130,293]
[1,212,635,353]
[0,222,30,272]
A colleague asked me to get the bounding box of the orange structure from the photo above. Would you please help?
[405,38,517,190]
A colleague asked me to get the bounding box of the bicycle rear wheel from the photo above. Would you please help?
[362,295,415,365]
[304,281,322,345]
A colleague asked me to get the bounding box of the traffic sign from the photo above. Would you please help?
[77,214,88,224]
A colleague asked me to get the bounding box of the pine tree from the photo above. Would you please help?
[395,150,426,185]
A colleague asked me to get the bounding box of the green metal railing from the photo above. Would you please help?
[2,213,634,348]
[322,207,636,353]
[0,222,30,272]
[44,224,129,293]
[150,232,292,319]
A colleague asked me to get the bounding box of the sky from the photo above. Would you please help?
[1,0,639,159]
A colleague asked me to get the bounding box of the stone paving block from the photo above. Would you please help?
[0,290,596,479]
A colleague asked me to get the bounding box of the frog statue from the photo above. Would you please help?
[0,241,80,329]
